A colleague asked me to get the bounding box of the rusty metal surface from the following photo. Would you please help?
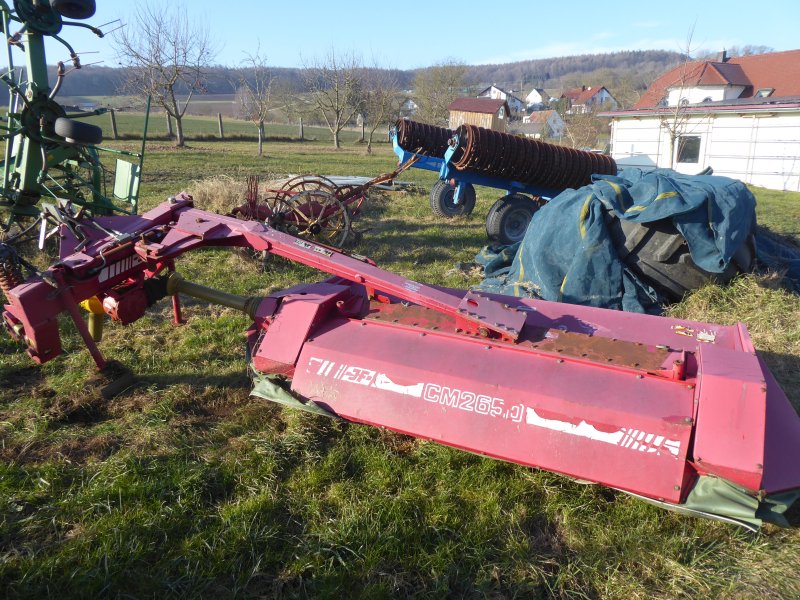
[0,244,26,299]
[519,327,671,373]
[365,299,672,373]
[450,124,617,189]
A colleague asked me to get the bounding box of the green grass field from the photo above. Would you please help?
[2,137,800,598]
[77,109,375,146]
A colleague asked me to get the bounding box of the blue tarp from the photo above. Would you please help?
[475,168,758,313]
[754,228,800,293]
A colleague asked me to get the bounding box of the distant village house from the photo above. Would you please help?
[525,87,548,110]
[603,49,800,191]
[477,84,525,115]
[448,97,510,132]
[512,109,565,139]
[399,97,418,118]
[561,85,617,114]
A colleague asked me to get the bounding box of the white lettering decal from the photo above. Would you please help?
[372,373,423,397]
[304,356,678,458]
[340,366,377,386]
[525,407,681,457]
[294,239,333,256]
[98,255,141,283]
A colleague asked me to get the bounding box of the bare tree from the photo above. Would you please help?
[413,61,466,126]
[362,68,401,154]
[659,29,704,168]
[611,73,646,110]
[236,49,275,156]
[302,50,364,149]
[563,108,607,150]
[115,2,216,147]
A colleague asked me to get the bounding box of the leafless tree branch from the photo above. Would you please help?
[114,2,217,147]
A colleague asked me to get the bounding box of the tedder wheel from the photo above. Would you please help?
[485,194,544,245]
[429,180,476,218]
[54,117,103,145]
[279,189,351,248]
[51,0,96,19]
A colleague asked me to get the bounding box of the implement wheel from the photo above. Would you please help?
[54,117,103,145]
[276,175,339,201]
[607,217,756,301]
[280,189,351,248]
[52,0,96,19]
[429,180,476,218]
[485,194,544,245]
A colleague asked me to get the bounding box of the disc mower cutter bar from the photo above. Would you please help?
[3,193,800,529]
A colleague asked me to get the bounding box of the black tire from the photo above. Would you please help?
[429,180,476,218]
[52,0,96,20]
[485,194,543,245]
[607,215,756,301]
[54,117,103,145]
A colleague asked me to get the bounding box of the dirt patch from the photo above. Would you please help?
[55,434,121,463]
[0,433,121,465]
[378,428,418,456]
[46,393,108,424]
[172,386,253,425]
[0,366,44,403]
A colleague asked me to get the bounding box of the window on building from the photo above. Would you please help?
[755,88,774,98]
[498,107,505,119]
[702,96,713,103]
[676,136,701,164]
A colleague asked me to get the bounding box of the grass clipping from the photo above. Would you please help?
[185,175,248,214]
[186,173,284,215]
[666,273,800,407]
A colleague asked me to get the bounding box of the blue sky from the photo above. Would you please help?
[37,0,800,70]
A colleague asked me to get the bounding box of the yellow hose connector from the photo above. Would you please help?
[80,296,105,342]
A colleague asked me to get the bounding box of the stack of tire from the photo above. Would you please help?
[606,213,756,302]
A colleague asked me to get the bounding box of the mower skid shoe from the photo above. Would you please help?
[84,360,136,399]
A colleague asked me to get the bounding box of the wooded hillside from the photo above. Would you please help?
[1,50,684,107]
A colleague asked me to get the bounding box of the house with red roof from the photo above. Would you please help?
[448,97,510,132]
[602,49,800,191]
[512,109,565,139]
[561,85,618,114]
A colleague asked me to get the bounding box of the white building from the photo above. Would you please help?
[561,86,617,114]
[477,84,526,115]
[603,50,800,191]
[515,109,565,139]
[525,87,548,109]
[399,98,418,118]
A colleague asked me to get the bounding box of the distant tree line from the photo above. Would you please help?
[3,49,695,105]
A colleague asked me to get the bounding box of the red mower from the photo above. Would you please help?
[2,193,799,530]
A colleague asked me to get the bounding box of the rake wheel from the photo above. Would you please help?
[278,189,351,248]
[274,175,339,202]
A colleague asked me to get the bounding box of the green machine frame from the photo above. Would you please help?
[0,0,149,236]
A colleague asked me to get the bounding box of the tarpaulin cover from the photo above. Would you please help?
[754,228,800,293]
[475,168,757,312]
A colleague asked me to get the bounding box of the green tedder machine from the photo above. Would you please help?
[0,0,147,243]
